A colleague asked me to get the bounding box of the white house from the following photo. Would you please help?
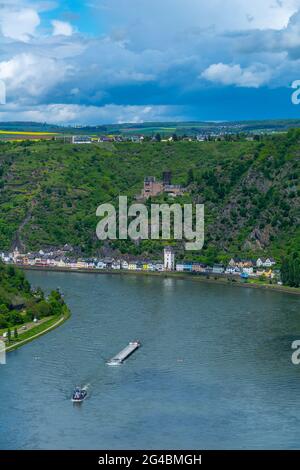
[148,263,156,271]
[155,263,164,272]
[121,261,129,270]
[128,262,137,270]
[2,253,12,263]
[97,261,107,269]
[176,263,184,272]
[55,259,66,268]
[256,257,276,268]
[256,258,265,267]
[47,259,56,267]
[228,258,239,267]
[264,258,276,267]
[76,261,88,269]
[242,267,254,275]
[225,266,240,275]
[212,264,225,274]
[112,261,121,270]
[72,135,92,144]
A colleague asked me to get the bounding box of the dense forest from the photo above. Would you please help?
[0,262,67,329]
[0,129,299,267]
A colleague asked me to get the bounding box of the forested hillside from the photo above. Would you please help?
[0,129,299,264]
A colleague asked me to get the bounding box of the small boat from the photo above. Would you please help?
[71,387,87,403]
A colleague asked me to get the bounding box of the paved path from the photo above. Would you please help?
[1,316,51,342]
[5,315,65,352]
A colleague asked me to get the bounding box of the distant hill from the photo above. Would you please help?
[2,118,300,136]
[0,129,299,263]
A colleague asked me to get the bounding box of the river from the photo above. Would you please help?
[0,271,300,449]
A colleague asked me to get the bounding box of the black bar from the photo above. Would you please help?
[1,450,300,467]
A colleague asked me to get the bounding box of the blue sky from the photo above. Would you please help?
[0,0,300,124]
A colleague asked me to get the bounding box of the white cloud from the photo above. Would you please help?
[1,0,300,122]
[52,20,73,37]
[0,8,40,41]
[0,53,73,99]
[94,0,300,50]
[201,63,272,88]
[0,103,185,125]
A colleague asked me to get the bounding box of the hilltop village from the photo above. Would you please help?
[58,132,260,144]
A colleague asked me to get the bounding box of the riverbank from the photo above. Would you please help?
[17,264,300,296]
[4,307,71,353]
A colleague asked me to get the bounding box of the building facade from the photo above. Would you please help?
[141,177,163,199]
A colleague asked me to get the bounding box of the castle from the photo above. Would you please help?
[138,172,184,200]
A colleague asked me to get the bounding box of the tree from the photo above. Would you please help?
[187,168,194,185]
[281,253,300,287]
[34,287,44,300]
[14,327,18,339]
[0,304,9,315]
[36,300,51,318]
[7,266,15,277]
[7,328,11,343]
[155,133,161,142]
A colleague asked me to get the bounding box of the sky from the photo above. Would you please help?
[1,0,300,124]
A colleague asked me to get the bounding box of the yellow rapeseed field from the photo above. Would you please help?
[0,130,57,135]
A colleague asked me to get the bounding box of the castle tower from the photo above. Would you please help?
[164,246,175,271]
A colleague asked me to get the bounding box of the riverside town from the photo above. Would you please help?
[6,246,279,281]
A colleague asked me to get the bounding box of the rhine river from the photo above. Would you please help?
[0,271,300,449]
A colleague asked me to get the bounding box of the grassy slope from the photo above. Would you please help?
[5,307,70,352]
[0,130,299,263]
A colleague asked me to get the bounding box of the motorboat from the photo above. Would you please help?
[71,387,87,403]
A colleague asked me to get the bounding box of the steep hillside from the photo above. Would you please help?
[0,129,299,263]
